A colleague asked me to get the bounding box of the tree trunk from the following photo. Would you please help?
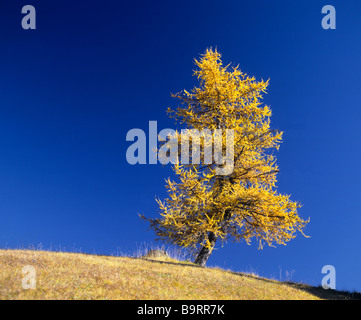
[194,208,231,267]
[194,231,217,267]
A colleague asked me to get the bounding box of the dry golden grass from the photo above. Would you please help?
[0,249,358,300]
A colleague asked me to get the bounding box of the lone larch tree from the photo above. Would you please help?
[142,48,309,267]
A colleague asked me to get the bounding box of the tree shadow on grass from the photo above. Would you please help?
[132,256,203,269]
[283,282,361,300]
[228,271,361,300]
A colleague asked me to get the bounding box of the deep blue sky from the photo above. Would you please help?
[1,0,361,292]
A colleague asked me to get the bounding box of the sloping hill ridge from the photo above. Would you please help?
[0,249,359,300]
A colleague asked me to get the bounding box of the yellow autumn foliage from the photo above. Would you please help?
[142,48,309,260]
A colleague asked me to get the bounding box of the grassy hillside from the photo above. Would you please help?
[0,249,359,300]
